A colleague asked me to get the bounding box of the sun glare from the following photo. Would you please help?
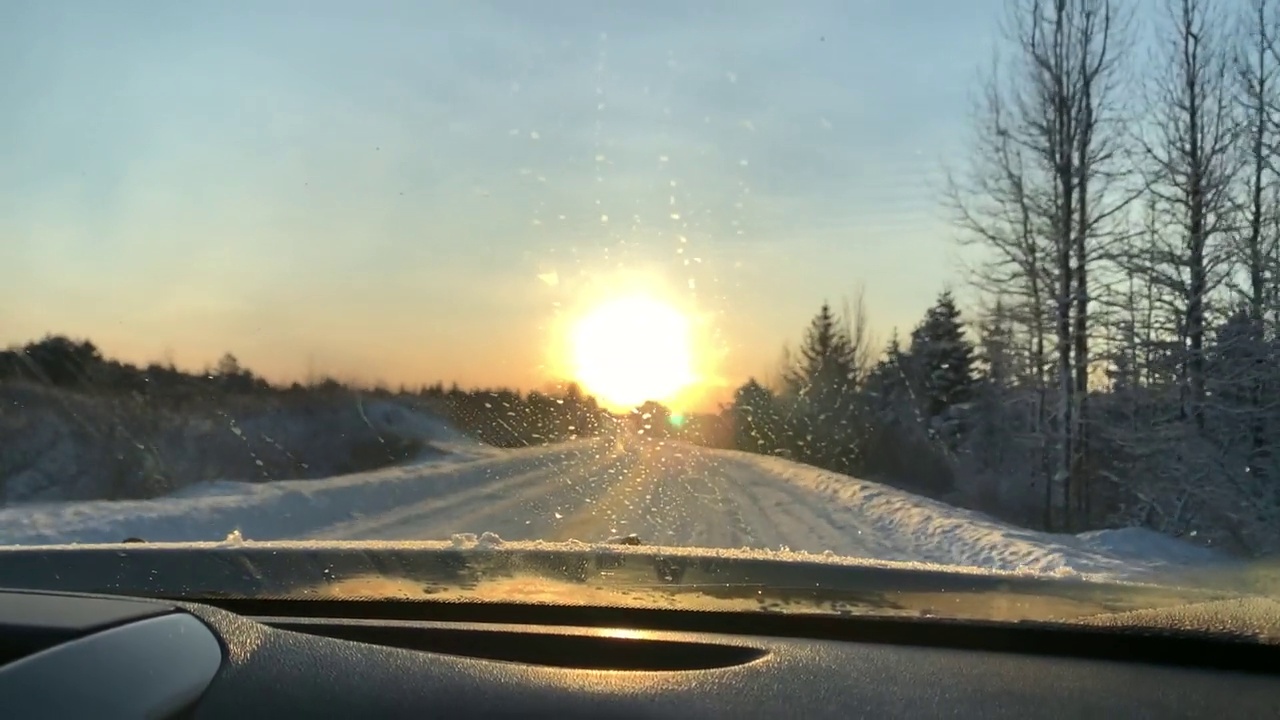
[569,295,696,410]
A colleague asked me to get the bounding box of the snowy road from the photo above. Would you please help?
[315,438,889,555]
[0,436,1222,579]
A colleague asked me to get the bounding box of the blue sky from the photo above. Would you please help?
[0,0,1004,405]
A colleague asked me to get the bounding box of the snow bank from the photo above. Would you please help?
[0,441,595,545]
[710,449,1222,577]
[1077,527,1221,566]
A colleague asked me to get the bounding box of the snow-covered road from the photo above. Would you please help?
[316,437,891,552]
[0,437,1221,579]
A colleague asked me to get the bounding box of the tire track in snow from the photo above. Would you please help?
[728,467,904,558]
[402,449,640,541]
[543,439,754,545]
[313,441,627,540]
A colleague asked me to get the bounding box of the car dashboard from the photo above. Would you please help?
[0,587,1277,719]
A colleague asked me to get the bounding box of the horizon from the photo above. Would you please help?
[0,330,740,417]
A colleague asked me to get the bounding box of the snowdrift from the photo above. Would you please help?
[707,450,1225,578]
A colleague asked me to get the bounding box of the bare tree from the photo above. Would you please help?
[947,63,1056,525]
[1230,0,1280,481]
[1234,0,1280,323]
[1136,0,1242,432]
[840,285,878,385]
[1066,0,1137,522]
[948,0,1132,530]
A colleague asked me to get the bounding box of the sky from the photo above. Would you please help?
[0,0,1006,410]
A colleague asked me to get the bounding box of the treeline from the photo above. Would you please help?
[730,0,1280,555]
[427,390,732,448]
[0,334,613,448]
[728,293,976,503]
[415,382,613,447]
[0,335,270,395]
[0,334,738,451]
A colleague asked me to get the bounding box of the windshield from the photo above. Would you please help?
[2,0,1279,633]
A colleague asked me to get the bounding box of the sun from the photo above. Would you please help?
[569,295,696,410]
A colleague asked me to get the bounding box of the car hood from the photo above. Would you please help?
[0,539,1276,642]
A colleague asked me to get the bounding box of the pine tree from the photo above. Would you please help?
[784,302,860,469]
[786,302,857,415]
[966,304,1023,478]
[907,290,977,422]
[976,300,1016,390]
[862,332,909,413]
[731,378,781,454]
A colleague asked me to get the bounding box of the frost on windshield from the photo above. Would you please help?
[2,0,1280,602]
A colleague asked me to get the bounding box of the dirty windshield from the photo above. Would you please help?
[2,0,1280,622]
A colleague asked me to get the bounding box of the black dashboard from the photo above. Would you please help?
[0,588,1277,719]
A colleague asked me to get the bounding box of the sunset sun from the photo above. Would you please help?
[569,295,696,410]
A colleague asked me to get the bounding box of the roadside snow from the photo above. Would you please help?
[1077,527,1221,565]
[0,441,599,546]
[709,450,1221,577]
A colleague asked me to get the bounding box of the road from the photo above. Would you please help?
[0,436,889,556]
[0,436,1183,579]
[312,437,897,558]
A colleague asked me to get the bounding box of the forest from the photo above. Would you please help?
[728,0,1280,556]
[0,334,616,448]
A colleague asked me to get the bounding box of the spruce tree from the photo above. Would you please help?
[908,290,977,422]
[784,302,860,469]
[731,378,780,454]
[786,302,857,414]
